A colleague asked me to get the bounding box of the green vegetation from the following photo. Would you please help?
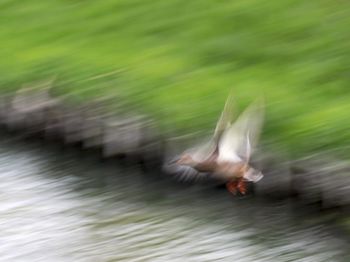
[0,0,349,158]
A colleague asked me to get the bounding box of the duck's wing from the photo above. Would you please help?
[213,91,236,142]
[166,166,223,184]
[163,156,212,183]
[185,138,217,163]
[218,98,264,163]
[182,92,236,163]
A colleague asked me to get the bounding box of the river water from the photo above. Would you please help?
[0,134,348,262]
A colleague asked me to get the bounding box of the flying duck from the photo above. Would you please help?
[175,93,265,195]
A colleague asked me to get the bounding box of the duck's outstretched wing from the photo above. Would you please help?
[218,98,265,163]
[213,91,236,142]
[180,92,236,163]
[163,155,212,183]
[186,139,217,162]
[164,153,228,184]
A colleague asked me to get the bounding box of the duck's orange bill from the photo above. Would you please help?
[226,179,247,195]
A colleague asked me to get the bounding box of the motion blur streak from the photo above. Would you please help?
[0,0,349,261]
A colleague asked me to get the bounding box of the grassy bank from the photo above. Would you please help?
[0,0,349,158]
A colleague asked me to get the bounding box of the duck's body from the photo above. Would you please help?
[175,93,264,195]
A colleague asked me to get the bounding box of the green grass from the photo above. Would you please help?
[0,0,349,158]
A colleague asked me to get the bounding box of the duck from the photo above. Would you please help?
[175,93,265,195]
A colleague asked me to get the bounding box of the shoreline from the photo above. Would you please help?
[0,88,349,213]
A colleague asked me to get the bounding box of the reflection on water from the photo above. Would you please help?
[0,135,348,262]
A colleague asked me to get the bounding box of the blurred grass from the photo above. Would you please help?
[0,0,349,158]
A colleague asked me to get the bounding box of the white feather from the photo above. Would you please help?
[185,139,217,162]
[218,99,264,164]
[243,168,264,182]
[182,93,236,163]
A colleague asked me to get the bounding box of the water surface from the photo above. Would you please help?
[0,134,348,261]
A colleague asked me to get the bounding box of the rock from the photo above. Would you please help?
[0,95,11,127]
[80,99,112,150]
[290,161,323,207]
[291,154,350,210]
[3,108,26,132]
[44,105,66,141]
[320,166,350,209]
[7,82,61,136]
[60,105,85,145]
[81,116,104,149]
[135,120,165,172]
[102,115,146,158]
[252,149,292,200]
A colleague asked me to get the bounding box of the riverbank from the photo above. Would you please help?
[0,87,349,214]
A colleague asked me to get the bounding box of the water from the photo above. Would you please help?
[0,134,348,262]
